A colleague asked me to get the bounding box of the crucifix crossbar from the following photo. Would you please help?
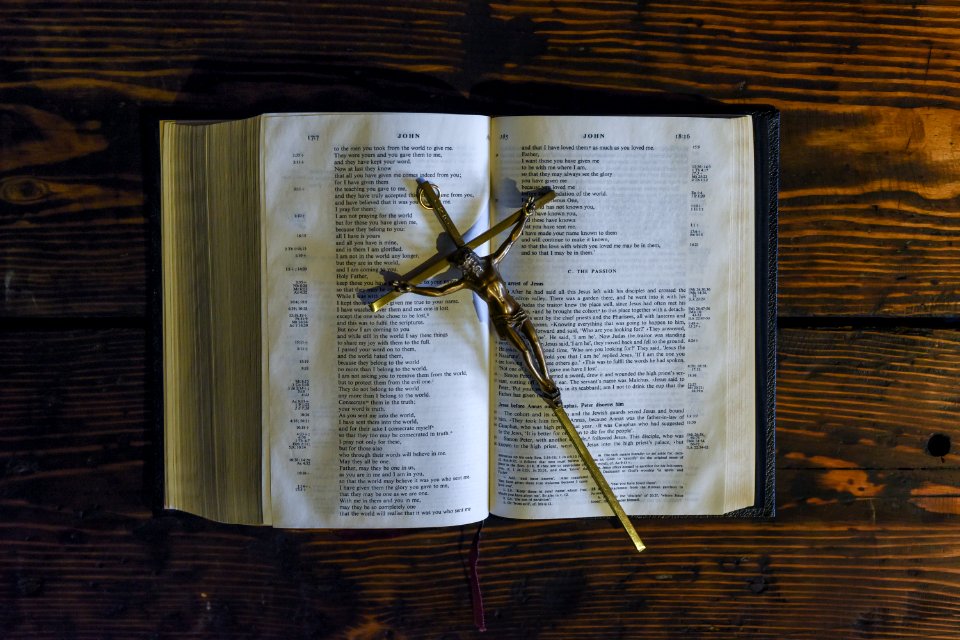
[368,183,556,313]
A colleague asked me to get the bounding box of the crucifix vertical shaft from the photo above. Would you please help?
[378,180,644,553]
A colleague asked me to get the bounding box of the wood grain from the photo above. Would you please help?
[1,1,960,316]
[4,1,960,638]
[3,328,960,637]
[4,513,960,639]
[778,327,960,470]
[780,105,960,316]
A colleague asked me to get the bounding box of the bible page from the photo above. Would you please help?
[261,113,492,528]
[489,115,755,518]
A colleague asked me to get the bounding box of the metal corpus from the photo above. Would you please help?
[368,187,556,313]
[373,180,644,553]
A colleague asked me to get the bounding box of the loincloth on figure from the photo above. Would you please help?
[491,308,529,332]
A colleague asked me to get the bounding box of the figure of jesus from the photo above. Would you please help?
[391,199,562,407]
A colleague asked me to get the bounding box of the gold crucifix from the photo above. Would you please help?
[370,180,645,553]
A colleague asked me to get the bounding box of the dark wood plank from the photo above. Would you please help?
[780,468,960,522]
[778,327,960,470]
[3,328,960,637]
[779,106,960,316]
[2,2,960,317]
[0,100,147,317]
[3,511,960,639]
[0,329,151,515]
[777,327,960,521]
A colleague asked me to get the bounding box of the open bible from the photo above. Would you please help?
[160,111,777,528]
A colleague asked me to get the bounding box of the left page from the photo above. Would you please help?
[261,113,492,528]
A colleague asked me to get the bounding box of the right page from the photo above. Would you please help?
[489,115,755,517]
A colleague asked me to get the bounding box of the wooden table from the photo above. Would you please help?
[2,2,959,637]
